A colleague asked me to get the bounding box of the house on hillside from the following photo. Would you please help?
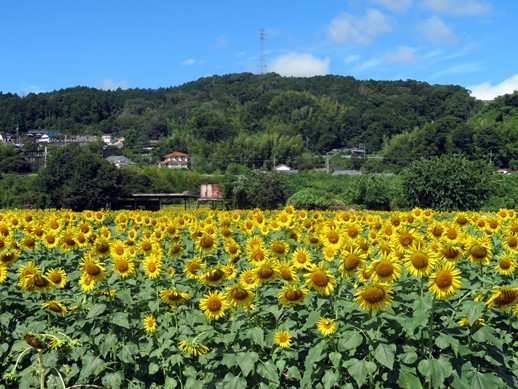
[159,151,190,169]
[273,164,299,174]
[106,155,133,168]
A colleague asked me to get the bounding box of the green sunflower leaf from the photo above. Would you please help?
[86,303,106,319]
[346,358,377,387]
[374,342,396,370]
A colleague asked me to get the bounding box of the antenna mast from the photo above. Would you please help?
[259,28,266,74]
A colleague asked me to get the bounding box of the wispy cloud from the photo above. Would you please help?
[433,61,484,77]
[419,0,491,16]
[328,9,393,45]
[98,79,129,90]
[211,35,228,49]
[269,52,330,77]
[351,58,383,72]
[417,16,457,44]
[386,46,417,63]
[469,73,518,100]
[181,58,196,66]
[369,0,413,13]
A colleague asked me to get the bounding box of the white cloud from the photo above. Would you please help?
[99,79,129,90]
[419,0,491,16]
[328,9,392,45]
[386,46,417,62]
[269,53,330,77]
[469,74,518,100]
[344,55,360,64]
[369,0,413,13]
[181,58,196,66]
[352,58,382,72]
[211,35,228,49]
[417,16,457,44]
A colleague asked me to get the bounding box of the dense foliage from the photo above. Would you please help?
[0,73,495,172]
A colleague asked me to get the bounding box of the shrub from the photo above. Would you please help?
[286,189,330,210]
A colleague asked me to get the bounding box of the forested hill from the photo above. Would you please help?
[0,72,517,171]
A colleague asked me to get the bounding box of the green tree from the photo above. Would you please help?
[401,155,493,211]
[35,143,122,210]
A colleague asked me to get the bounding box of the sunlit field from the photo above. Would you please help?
[1,207,517,388]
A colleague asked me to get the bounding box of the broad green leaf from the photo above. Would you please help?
[110,311,130,328]
[236,351,258,377]
[338,331,363,352]
[322,369,339,389]
[286,365,301,381]
[305,340,327,367]
[118,342,138,364]
[257,360,279,385]
[328,351,342,369]
[462,300,485,326]
[418,357,453,387]
[148,362,160,375]
[399,350,418,365]
[99,332,118,358]
[470,371,503,389]
[164,377,178,388]
[223,373,248,389]
[115,289,133,305]
[397,366,423,389]
[374,342,396,370]
[221,352,238,368]
[86,303,106,319]
[102,371,124,389]
[346,358,377,387]
[246,327,264,347]
[471,326,502,348]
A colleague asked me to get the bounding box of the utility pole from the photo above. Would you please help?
[259,29,266,74]
[325,153,330,174]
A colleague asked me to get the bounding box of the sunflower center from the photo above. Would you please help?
[141,242,152,251]
[411,253,428,269]
[496,290,517,305]
[47,302,62,313]
[399,233,413,246]
[258,267,274,279]
[147,262,157,273]
[251,250,265,262]
[296,252,308,264]
[311,270,329,287]
[443,247,458,259]
[231,288,249,300]
[470,245,486,258]
[375,261,394,277]
[456,216,467,224]
[63,237,75,246]
[206,269,224,282]
[499,259,511,269]
[347,228,359,237]
[343,255,361,271]
[46,236,56,244]
[286,289,304,301]
[49,273,63,284]
[435,272,453,288]
[116,260,129,273]
[279,268,293,281]
[507,237,518,248]
[23,238,35,247]
[115,246,125,256]
[446,230,458,240]
[207,299,222,312]
[85,263,101,276]
[364,286,385,303]
[327,232,339,244]
[200,236,214,248]
[432,226,444,237]
[33,274,49,288]
[273,243,286,254]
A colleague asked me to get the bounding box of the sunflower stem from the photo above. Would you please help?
[427,296,436,359]
[38,349,45,389]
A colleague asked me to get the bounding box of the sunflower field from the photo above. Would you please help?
[1,207,518,389]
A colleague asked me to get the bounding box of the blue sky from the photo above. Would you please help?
[1,0,515,100]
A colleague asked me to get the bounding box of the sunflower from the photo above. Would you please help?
[17,261,40,286]
[0,251,18,267]
[20,235,38,251]
[239,268,259,289]
[354,281,394,313]
[344,221,363,240]
[276,260,298,282]
[199,290,229,320]
[45,268,67,288]
[178,339,209,356]
[437,241,464,262]
[110,240,129,260]
[183,257,205,279]
[137,237,159,257]
[269,239,290,258]
[247,246,269,265]
[41,300,68,317]
[143,314,157,333]
[440,222,464,243]
[226,284,255,307]
[403,242,437,277]
[338,247,368,279]
[320,223,345,250]
[78,273,96,292]
[246,236,265,252]
[464,236,492,265]
[276,210,293,227]
[200,266,227,286]
[304,262,337,296]
[58,230,78,251]
[458,317,485,327]
[79,256,106,282]
[0,264,8,283]
[316,317,336,336]
[195,233,217,254]
[22,273,54,292]
[160,289,190,307]
[142,255,162,279]
[495,252,517,276]
[274,330,292,348]
[112,256,136,279]
[223,238,241,258]
[369,253,401,283]
[486,286,518,312]
[291,247,313,269]
[254,260,279,284]
[90,236,112,258]
[428,262,462,300]
[278,285,309,307]
[168,241,184,258]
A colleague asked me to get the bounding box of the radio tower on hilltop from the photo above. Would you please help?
[259,28,266,74]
